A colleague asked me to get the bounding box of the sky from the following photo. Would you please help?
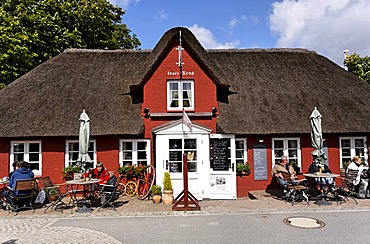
[109,0,370,67]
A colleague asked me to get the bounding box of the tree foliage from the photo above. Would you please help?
[344,53,370,84]
[0,0,141,87]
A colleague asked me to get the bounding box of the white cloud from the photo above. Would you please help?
[187,24,240,49]
[269,0,370,65]
[156,9,168,20]
[228,18,238,29]
[228,15,253,29]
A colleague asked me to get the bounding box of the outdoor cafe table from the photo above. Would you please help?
[303,173,340,205]
[0,179,9,188]
[0,178,9,194]
[65,179,101,213]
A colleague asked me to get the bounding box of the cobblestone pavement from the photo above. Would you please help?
[1,191,370,243]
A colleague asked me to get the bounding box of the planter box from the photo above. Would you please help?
[236,173,250,197]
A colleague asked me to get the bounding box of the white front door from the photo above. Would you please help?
[154,121,211,200]
[208,134,236,199]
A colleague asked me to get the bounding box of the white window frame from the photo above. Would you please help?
[168,138,198,173]
[209,134,236,172]
[10,141,42,176]
[340,136,368,167]
[119,139,151,166]
[272,137,301,168]
[235,138,247,165]
[65,140,97,168]
[167,80,194,110]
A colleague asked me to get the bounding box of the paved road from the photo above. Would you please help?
[1,191,370,243]
[1,209,370,244]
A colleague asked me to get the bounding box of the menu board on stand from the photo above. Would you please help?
[253,144,268,180]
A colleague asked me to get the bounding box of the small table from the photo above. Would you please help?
[0,179,9,198]
[0,179,9,187]
[65,179,101,213]
[303,173,340,205]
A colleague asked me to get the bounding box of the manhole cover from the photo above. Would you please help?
[283,217,325,229]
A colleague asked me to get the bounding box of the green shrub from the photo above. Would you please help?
[45,187,58,196]
[63,166,81,176]
[163,172,173,190]
[236,163,250,174]
[151,185,162,196]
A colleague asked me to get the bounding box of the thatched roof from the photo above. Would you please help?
[0,49,148,137]
[212,49,370,134]
[0,27,369,137]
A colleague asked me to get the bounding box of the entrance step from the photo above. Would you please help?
[248,190,282,200]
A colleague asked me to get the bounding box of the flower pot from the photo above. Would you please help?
[49,195,57,202]
[162,189,174,205]
[152,195,161,204]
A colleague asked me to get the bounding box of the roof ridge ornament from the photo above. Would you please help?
[176,31,184,78]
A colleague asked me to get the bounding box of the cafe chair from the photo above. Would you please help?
[278,172,309,206]
[41,176,69,213]
[8,178,37,215]
[337,169,359,204]
[97,182,119,212]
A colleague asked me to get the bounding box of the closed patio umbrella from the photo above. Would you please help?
[310,107,326,166]
[77,109,91,172]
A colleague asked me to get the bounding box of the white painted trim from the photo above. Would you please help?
[339,136,368,167]
[271,137,301,168]
[65,139,97,168]
[167,80,194,111]
[10,140,42,176]
[118,139,151,167]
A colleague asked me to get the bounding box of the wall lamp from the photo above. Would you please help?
[212,107,218,117]
[258,136,264,143]
[143,107,150,118]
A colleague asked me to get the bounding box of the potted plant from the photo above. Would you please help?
[236,163,250,175]
[162,172,174,205]
[290,161,300,173]
[63,165,81,181]
[45,187,59,202]
[151,185,162,204]
[117,165,144,179]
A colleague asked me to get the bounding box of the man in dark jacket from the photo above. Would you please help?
[3,161,34,209]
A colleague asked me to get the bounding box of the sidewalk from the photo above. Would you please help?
[2,190,370,218]
[2,191,370,243]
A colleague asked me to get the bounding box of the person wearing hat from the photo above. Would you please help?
[90,161,109,185]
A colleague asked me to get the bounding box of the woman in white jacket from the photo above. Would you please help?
[347,156,369,199]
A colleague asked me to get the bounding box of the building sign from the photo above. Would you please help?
[253,144,268,180]
[210,138,230,171]
[167,71,195,76]
[209,175,231,192]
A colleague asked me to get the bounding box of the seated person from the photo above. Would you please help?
[99,171,118,204]
[2,161,34,208]
[308,161,334,189]
[271,156,304,191]
[85,162,110,199]
[101,171,117,192]
[8,161,18,179]
[90,161,110,185]
[347,156,370,199]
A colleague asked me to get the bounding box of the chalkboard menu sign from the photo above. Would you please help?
[210,138,230,171]
[253,144,268,180]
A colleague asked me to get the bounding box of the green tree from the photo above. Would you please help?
[0,0,140,87]
[344,53,370,84]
